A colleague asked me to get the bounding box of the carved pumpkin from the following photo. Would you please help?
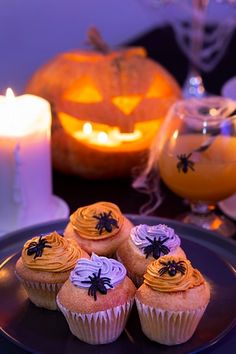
[26,31,181,179]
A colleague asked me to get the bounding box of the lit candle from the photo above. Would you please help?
[0,89,68,235]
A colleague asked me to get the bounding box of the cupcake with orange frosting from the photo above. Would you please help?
[15,231,89,310]
[64,201,133,256]
[135,255,210,345]
[57,253,136,344]
[116,224,186,287]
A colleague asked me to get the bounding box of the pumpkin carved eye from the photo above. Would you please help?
[63,76,103,103]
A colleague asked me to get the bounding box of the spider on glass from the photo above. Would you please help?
[176,153,195,173]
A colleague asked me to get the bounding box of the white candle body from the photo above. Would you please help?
[0,94,53,232]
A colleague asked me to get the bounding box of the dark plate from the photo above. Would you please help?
[0,216,236,354]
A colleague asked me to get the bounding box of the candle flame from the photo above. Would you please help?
[6,88,15,99]
[173,129,179,140]
[209,108,218,116]
[97,131,108,144]
[83,122,92,135]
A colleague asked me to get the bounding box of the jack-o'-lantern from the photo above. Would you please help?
[26,28,181,179]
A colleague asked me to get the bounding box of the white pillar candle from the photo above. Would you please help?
[0,89,68,235]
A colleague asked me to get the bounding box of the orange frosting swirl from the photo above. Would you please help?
[70,201,124,240]
[144,255,204,292]
[21,231,83,272]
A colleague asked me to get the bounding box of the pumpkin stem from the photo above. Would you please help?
[86,27,110,54]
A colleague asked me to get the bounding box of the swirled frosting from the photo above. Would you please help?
[70,253,126,289]
[70,202,124,240]
[144,255,204,292]
[21,231,83,272]
[130,224,181,256]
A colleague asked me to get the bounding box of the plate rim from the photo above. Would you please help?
[0,214,235,253]
[0,215,235,269]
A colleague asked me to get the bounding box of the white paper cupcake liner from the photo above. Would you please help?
[57,297,134,344]
[16,273,63,310]
[135,298,207,345]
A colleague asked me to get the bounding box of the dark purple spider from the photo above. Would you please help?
[177,153,195,173]
[26,236,52,259]
[81,268,113,301]
[158,260,186,277]
[93,211,119,234]
[143,236,170,259]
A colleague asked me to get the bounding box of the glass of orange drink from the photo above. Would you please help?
[158,96,236,237]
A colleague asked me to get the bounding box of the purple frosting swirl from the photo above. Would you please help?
[70,253,126,289]
[130,224,181,255]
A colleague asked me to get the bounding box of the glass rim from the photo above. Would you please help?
[173,96,236,124]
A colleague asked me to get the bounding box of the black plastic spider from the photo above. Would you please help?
[26,236,52,259]
[176,153,195,173]
[93,211,119,234]
[81,268,113,301]
[158,260,186,277]
[143,236,170,259]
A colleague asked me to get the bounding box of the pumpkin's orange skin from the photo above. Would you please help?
[26,47,181,179]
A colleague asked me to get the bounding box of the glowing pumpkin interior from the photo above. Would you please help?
[25,47,182,177]
[59,72,178,148]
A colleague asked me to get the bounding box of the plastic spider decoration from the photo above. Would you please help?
[143,236,170,259]
[158,260,186,277]
[93,211,119,234]
[81,268,113,301]
[176,153,195,173]
[26,236,52,259]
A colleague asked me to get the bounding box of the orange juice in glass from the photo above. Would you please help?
[158,97,236,237]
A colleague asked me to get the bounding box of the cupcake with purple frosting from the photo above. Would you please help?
[116,224,186,287]
[57,253,136,344]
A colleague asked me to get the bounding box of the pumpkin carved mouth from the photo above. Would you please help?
[58,112,158,151]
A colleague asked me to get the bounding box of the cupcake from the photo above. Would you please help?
[15,231,89,310]
[135,255,210,345]
[64,201,133,256]
[57,253,136,344]
[116,224,186,287]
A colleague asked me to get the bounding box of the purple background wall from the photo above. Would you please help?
[0,0,167,94]
[0,0,235,94]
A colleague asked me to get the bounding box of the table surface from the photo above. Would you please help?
[1,25,236,354]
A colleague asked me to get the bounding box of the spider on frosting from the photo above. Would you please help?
[93,211,119,234]
[143,236,170,259]
[158,259,186,277]
[26,236,52,259]
[81,268,113,301]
